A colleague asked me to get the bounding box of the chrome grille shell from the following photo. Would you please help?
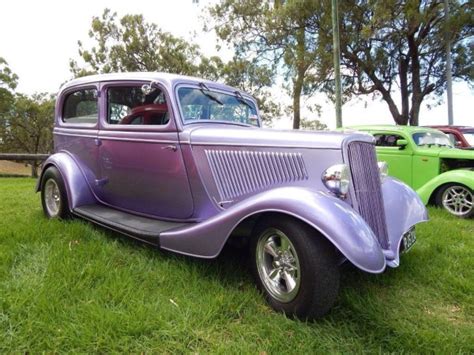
[346,141,390,249]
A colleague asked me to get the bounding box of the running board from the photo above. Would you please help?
[73,204,193,246]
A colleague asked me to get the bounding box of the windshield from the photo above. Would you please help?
[412,131,453,148]
[463,131,474,146]
[177,87,259,126]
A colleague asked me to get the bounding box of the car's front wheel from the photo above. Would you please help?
[436,183,473,218]
[250,215,340,320]
[41,166,71,219]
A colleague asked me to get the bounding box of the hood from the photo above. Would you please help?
[415,147,474,160]
[184,124,373,149]
[439,148,474,160]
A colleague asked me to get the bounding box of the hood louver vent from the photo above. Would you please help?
[205,150,308,200]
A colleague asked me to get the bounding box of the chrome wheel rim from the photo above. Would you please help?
[256,228,301,303]
[442,185,473,217]
[44,179,61,217]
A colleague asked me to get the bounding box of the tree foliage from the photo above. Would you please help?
[0,93,55,176]
[0,57,18,115]
[315,0,473,125]
[70,9,218,77]
[300,118,328,130]
[208,0,323,129]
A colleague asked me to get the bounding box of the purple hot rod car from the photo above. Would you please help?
[37,72,427,319]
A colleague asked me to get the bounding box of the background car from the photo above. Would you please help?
[349,125,474,218]
[426,125,474,149]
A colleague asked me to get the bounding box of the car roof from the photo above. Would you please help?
[347,124,443,134]
[427,125,474,131]
[60,72,243,96]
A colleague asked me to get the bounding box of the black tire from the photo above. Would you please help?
[435,183,473,219]
[40,166,71,219]
[250,215,340,320]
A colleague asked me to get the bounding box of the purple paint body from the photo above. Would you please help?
[38,72,428,275]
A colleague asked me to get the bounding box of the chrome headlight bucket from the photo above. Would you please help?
[322,164,351,197]
[377,161,389,182]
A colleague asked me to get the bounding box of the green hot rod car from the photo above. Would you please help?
[348,125,473,218]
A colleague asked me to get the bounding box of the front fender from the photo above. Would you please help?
[36,152,96,210]
[382,177,428,267]
[160,187,387,273]
[416,169,474,204]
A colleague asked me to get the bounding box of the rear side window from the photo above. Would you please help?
[62,88,98,124]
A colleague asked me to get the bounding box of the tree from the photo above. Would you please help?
[217,57,280,123]
[0,93,55,177]
[300,118,328,130]
[315,0,473,125]
[0,57,18,115]
[70,9,217,77]
[208,0,324,129]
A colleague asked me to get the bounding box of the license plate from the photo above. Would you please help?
[402,228,416,252]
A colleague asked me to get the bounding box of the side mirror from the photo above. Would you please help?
[396,139,408,150]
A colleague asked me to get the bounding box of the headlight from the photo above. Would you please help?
[322,164,351,197]
[377,161,388,182]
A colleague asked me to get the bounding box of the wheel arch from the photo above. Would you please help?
[159,187,386,273]
[417,169,474,205]
[227,211,343,257]
[36,152,96,210]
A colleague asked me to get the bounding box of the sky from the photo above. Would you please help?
[0,0,472,129]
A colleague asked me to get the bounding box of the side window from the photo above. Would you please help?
[107,85,169,126]
[63,88,98,124]
[373,134,404,147]
[446,133,461,147]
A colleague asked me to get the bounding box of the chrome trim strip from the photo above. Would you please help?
[98,136,177,144]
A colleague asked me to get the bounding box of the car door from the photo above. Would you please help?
[95,81,194,219]
[372,132,413,186]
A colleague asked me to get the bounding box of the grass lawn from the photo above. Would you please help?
[0,178,473,353]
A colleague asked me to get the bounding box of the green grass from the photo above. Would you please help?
[0,178,473,353]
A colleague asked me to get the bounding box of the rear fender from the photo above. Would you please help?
[160,187,386,273]
[416,169,474,204]
[36,152,96,210]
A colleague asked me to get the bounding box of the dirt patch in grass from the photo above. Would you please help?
[0,161,31,176]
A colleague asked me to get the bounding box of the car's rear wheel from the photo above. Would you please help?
[41,166,71,219]
[436,183,473,218]
[250,215,340,320]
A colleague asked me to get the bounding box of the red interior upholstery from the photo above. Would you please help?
[119,104,169,125]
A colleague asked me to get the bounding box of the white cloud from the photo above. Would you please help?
[1,0,472,127]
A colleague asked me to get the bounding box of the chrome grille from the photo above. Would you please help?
[347,142,390,249]
[206,149,308,200]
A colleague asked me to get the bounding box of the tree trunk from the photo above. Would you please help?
[292,26,306,130]
[399,56,410,124]
[408,33,421,126]
[292,75,303,129]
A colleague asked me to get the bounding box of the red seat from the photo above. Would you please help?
[119,104,169,125]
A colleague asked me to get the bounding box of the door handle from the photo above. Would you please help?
[162,145,177,152]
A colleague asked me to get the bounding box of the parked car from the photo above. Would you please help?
[426,125,474,149]
[37,73,427,319]
[348,125,474,218]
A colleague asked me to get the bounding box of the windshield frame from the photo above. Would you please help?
[412,131,454,148]
[461,130,474,146]
[174,84,261,128]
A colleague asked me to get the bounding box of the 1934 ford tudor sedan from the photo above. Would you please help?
[37,73,427,319]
